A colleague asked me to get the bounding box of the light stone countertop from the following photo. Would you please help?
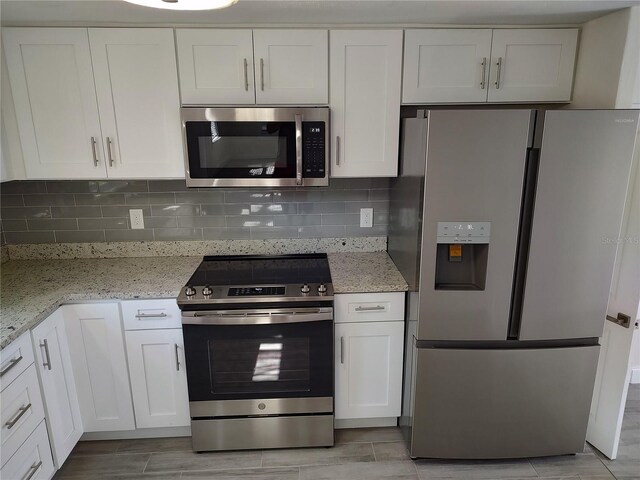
[1,252,407,349]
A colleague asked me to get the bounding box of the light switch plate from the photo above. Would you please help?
[360,208,373,228]
[129,209,144,230]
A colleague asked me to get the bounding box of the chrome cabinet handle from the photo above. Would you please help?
[354,305,385,312]
[340,336,344,364]
[260,58,265,91]
[5,403,31,429]
[22,461,42,480]
[335,136,340,166]
[243,58,249,91]
[606,312,631,329]
[106,137,115,167]
[40,340,51,370]
[135,312,168,319]
[91,137,99,166]
[295,114,303,186]
[480,57,487,89]
[494,57,503,89]
[0,355,23,377]
[174,344,181,371]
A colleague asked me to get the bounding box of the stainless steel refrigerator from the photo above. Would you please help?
[389,109,639,459]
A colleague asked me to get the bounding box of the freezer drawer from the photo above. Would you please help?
[411,345,599,459]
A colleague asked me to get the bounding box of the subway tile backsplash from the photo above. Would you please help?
[0,179,390,244]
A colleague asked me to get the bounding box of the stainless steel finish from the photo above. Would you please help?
[410,345,599,458]
[106,137,115,167]
[191,414,334,452]
[135,312,168,319]
[5,403,31,429]
[243,58,249,91]
[259,58,265,91]
[182,307,333,325]
[318,283,327,294]
[607,313,632,329]
[181,107,330,188]
[300,283,310,294]
[184,286,196,297]
[174,343,180,371]
[519,110,639,341]
[335,135,340,166]
[340,336,344,364]
[22,461,43,480]
[40,340,51,370]
[0,355,23,377]
[177,282,334,306]
[202,285,212,296]
[480,57,487,89]
[354,305,385,312]
[90,137,99,166]
[295,114,303,185]
[495,57,503,89]
[189,396,333,418]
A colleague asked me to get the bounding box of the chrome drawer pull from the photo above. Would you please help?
[22,461,42,480]
[340,336,344,364]
[354,305,385,312]
[480,57,487,89]
[5,403,31,429]
[494,57,503,89]
[135,313,168,319]
[40,340,51,370]
[175,344,181,371]
[0,355,23,377]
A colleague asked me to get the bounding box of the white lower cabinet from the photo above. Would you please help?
[63,303,136,432]
[125,329,190,429]
[0,421,55,480]
[31,309,82,468]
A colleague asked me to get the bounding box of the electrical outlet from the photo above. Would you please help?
[360,208,373,228]
[129,209,144,230]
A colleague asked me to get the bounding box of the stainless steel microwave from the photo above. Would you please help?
[181,107,329,187]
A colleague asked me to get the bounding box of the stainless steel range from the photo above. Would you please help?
[177,254,335,452]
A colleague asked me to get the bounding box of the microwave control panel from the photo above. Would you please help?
[303,122,326,178]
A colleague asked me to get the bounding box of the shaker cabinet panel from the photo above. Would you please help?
[63,303,136,432]
[403,29,493,103]
[253,29,328,104]
[176,29,256,105]
[2,28,106,179]
[330,30,402,178]
[0,421,55,480]
[88,28,184,178]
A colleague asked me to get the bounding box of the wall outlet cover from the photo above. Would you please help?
[360,208,373,228]
[129,209,144,229]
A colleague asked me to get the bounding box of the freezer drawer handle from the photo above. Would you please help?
[354,305,386,312]
[606,312,631,329]
[22,461,42,480]
[0,355,23,377]
[5,403,31,429]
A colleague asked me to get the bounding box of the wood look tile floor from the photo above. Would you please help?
[53,386,640,480]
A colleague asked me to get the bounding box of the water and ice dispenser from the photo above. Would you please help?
[435,222,490,291]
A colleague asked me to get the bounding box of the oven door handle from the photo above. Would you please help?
[182,308,333,325]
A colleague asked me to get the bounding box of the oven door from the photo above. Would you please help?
[182,307,333,416]
[182,107,329,187]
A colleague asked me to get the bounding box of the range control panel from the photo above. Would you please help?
[302,122,326,178]
[228,287,286,296]
[437,222,491,244]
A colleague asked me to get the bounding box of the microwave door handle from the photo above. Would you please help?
[295,114,303,186]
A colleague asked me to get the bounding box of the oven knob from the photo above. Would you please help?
[301,284,311,294]
[185,286,196,296]
[202,285,212,296]
[318,283,327,294]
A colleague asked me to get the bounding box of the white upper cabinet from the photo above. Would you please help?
[89,28,184,178]
[176,29,255,105]
[253,30,328,104]
[403,29,493,103]
[330,30,402,178]
[2,28,105,179]
[487,29,578,102]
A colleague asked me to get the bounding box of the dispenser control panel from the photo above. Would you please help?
[437,222,491,244]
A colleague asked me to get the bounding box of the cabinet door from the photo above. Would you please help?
[402,29,492,103]
[330,30,402,178]
[176,29,255,105]
[31,309,82,468]
[253,29,328,104]
[487,29,578,102]
[125,329,190,428]
[63,303,135,432]
[335,321,404,420]
[2,28,106,179]
[89,28,184,179]
[0,421,55,480]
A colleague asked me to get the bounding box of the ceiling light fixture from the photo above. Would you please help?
[123,0,238,10]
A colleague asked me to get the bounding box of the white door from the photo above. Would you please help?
[253,29,328,104]
[487,29,578,102]
[176,29,255,105]
[125,329,190,429]
[2,28,106,179]
[330,30,402,178]
[402,29,492,103]
[31,309,82,468]
[335,321,404,419]
[63,303,136,432]
[89,28,184,179]
[587,128,640,459]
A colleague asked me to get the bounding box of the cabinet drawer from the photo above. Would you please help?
[1,332,35,391]
[335,292,405,323]
[1,365,46,466]
[1,421,55,480]
[121,299,181,330]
